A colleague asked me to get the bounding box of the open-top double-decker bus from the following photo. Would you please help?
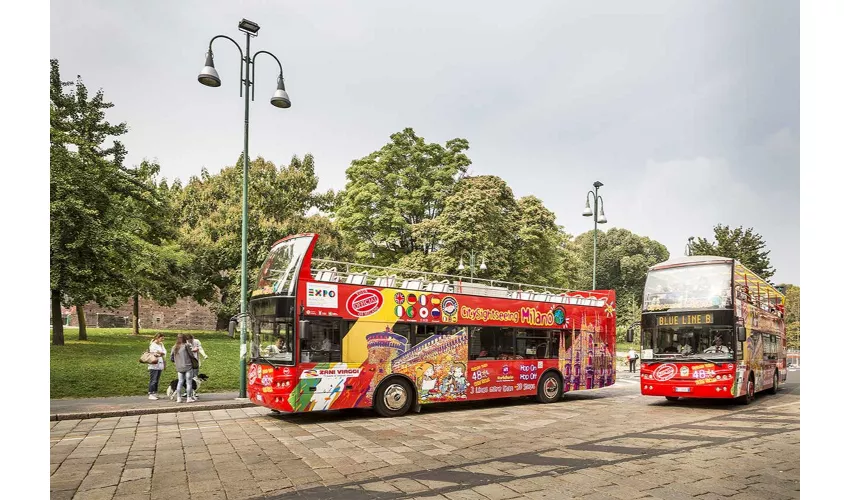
[247,234,617,417]
[630,255,786,404]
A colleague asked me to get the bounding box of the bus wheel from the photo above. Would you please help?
[536,372,562,403]
[738,375,756,405]
[770,370,780,395]
[375,379,413,418]
[665,396,679,402]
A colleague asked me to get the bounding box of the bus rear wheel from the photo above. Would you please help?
[770,370,780,395]
[375,379,413,418]
[536,372,562,403]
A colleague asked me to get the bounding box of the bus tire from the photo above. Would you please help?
[769,370,780,395]
[536,371,562,403]
[665,396,679,402]
[374,378,414,418]
[738,374,756,405]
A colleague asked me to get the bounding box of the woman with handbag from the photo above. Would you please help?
[171,334,196,403]
[147,333,167,400]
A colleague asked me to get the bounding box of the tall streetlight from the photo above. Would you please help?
[458,251,486,279]
[582,181,607,290]
[197,19,291,399]
[686,236,695,256]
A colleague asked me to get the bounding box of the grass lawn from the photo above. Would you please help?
[616,342,641,352]
[50,328,241,399]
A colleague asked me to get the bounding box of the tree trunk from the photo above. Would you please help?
[51,289,65,346]
[132,293,140,335]
[76,303,87,341]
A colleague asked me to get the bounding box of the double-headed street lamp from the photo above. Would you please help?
[458,251,486,279]
[582,181,607,290]
[197,18,291,399]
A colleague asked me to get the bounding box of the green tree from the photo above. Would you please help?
[433,175,520,281]
[781,284,800,349]
[335,128,471,264]
[177,154,346,327]
[574,228,669,304]
[120,161,194,335]
[615,295,642,345]
[50,59,152,344]
[512,196,568,287]
[690,224,775,280]
[555,232,583,289]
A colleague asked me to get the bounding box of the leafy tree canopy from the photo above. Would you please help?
[574,228,669,303]
[176,154,350,324]
[50,59,165,343]
[335,128,471,263]
[690,224,775,280]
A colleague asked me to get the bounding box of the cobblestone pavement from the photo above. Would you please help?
[50,373,800,500]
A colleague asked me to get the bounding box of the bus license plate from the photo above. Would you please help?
[674,387,691,393]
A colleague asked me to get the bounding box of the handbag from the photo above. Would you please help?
[139,351,158,364]
[186,344,199,369]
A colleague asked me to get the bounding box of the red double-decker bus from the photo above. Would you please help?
[246,234,617,417]
[630,256,786,404]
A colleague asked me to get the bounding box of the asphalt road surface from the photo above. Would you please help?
[50,371,800,500]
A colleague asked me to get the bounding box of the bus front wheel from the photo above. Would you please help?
[375,379,414,418]
[738,375,755,405]
[770,370,780,395]
[536,372,563,403]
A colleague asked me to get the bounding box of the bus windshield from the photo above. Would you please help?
[642,325,735,361]
[643,263,732,312]
[250,297,295,365]
[254,236,312,297]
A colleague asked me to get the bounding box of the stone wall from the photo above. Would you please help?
[69,297,219,331]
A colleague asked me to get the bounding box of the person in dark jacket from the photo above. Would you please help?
[171,334,195,402]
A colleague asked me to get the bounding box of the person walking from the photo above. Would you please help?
[171,334,195,403]
[627,348,638,373]
[147,333,167,400]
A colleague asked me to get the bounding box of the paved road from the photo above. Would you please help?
[50,371,800,500]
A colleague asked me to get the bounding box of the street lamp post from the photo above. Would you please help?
[457,251,486,279]
[686,236,695,256]
[197,18,291,399]
[582,181,607,290]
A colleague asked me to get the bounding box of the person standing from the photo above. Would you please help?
[627,348,638,373]
[188,334,207,398]
[171,334,195,403]
[147,333,167,400]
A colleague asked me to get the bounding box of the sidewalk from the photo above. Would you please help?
[50,392,257,421]
[53,368,639,421]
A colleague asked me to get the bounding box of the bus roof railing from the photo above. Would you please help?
[309,258,610,303]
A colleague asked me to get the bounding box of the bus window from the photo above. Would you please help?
[548,330,562,359]
[516,329,553,359]
[474,327,514,359]
[411,324,438,347]
[469,327,483,360]
[301,318,342,363]
[391,323,412,344]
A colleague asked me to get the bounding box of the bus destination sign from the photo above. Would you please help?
[657,313,714,326]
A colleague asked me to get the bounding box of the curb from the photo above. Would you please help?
[50,400,257,421]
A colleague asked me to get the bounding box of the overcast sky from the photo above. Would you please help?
[50,0,799,284]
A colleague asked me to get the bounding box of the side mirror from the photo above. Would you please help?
[737,326,747,342]
[625,328,634,343]
[299,320,311,340]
